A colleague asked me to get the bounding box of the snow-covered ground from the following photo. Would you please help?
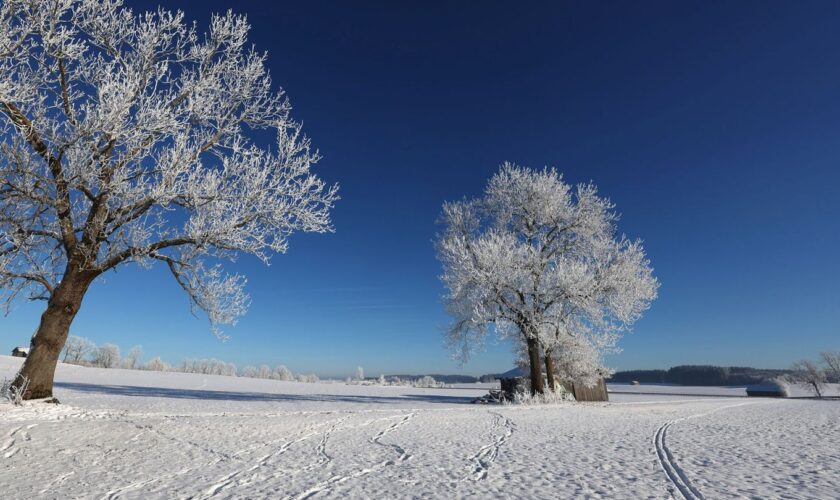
[2,356,839,499]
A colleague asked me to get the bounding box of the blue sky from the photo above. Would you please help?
[3,1,839,377]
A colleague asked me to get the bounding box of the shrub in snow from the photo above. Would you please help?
[508,387,572,406]
[1,377,29,405]
[414,376,440,388]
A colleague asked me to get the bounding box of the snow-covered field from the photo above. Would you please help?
[2,356,839,499]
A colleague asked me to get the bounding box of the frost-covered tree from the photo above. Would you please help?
[144,356,169,372]
[437,163,658,394]
[821,351,840,382]
[1,0,339,399]
[256,364,272,379]
[239,365,257,378]
[378,374,386,385]
[61,335,94,364]
[122,345,143,369]
[91,343,119,368]
[791,360,827,398]
[355,366,364,381]
[273,365,293,381]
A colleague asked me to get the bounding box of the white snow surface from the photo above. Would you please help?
[1,356,839,499]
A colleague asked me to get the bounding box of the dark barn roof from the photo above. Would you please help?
[746,382,788,397]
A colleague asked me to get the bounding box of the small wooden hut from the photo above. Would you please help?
[11,346,29,358]
[570,378,609,402]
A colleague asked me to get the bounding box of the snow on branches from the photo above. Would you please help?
[437,162,658,391]
[0,0,338,336]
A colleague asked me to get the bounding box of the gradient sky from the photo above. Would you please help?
[2,1,839,378]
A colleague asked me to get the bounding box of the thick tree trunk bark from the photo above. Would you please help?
[544,350,557,391]
[526,337,544,395]
[12,269,93,400]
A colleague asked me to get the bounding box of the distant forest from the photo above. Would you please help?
[386,374,497,384]
[393,365,815,386]
[608,365,794,386]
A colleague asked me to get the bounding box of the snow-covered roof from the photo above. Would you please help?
[12,346,29,353]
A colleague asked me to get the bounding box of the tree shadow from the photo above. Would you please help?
[54,381,477,406]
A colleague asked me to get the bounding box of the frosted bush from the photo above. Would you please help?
[1,376,29,405]
[508,388,573,406]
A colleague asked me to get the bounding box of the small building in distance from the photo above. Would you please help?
[746,380,790,398]
[11,346,29,358]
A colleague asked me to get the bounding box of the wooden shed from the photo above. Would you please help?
[11,346,29,358]
[570,378,609,402]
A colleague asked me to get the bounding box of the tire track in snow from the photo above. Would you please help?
[467,411,515,481]
[654,421,703,500]
[653,402,761,500]
[290,412,417,500]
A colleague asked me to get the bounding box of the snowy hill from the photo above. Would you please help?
[2,355,839,498]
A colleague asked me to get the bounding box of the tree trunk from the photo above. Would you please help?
[544,350,557,391]
[526,337,544,395]
[12,269,93,400]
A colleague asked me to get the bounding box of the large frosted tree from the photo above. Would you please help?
[0,0,338,399]
[437,163,658,394]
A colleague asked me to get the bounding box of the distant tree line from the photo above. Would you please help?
[608,365,795,386]
[386,374,482,384]
[58,336,320,382]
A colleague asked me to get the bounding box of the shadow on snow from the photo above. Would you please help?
[54,382,477,405]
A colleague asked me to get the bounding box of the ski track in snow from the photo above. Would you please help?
[653,402,762,499]
[292,415,352,477]
[290,412,417,500]
[200,416,351,498]
[467,411,515,481]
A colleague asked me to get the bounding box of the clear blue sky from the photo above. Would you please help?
[3,1,839,378]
